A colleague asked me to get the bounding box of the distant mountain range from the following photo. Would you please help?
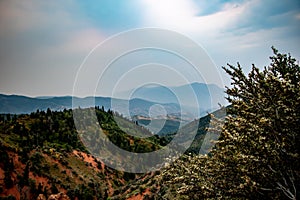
[117,82,227,110]
[0,94,178,116]
[0,82,227,118]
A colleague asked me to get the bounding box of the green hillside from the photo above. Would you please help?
[0,105,221,199]
[0,107,165,199]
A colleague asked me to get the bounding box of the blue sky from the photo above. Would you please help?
[0,0,299,97]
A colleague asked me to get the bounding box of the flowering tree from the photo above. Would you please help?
[161,47,300,199]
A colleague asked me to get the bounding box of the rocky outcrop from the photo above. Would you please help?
[37,193,70,200]
[37,194,46,200]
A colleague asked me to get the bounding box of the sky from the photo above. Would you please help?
[0,0,299,97]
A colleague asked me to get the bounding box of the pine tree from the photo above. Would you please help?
[21,161,30,186]
[4,171,13,188]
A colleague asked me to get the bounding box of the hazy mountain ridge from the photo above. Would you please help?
[0,83,227,120]
[0,94,182,117]
[118,82,227,109]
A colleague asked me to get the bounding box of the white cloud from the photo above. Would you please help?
[139,0,258,75]
[139,0,299,64]
[141,0,256,36]
[141,0,198,31]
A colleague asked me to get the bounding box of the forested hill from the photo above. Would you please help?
[0,104,225,199]
[0,107,162,199]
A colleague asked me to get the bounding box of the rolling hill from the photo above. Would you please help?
[0,105,227,199]
[0,107,165,199]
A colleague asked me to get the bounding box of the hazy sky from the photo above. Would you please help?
[0,0,299,97]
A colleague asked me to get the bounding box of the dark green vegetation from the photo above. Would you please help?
[160,48,300,199]
[0,107,164,199]
[135,117,181,136]
[0,105,216,199]
[1,109,85,153]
